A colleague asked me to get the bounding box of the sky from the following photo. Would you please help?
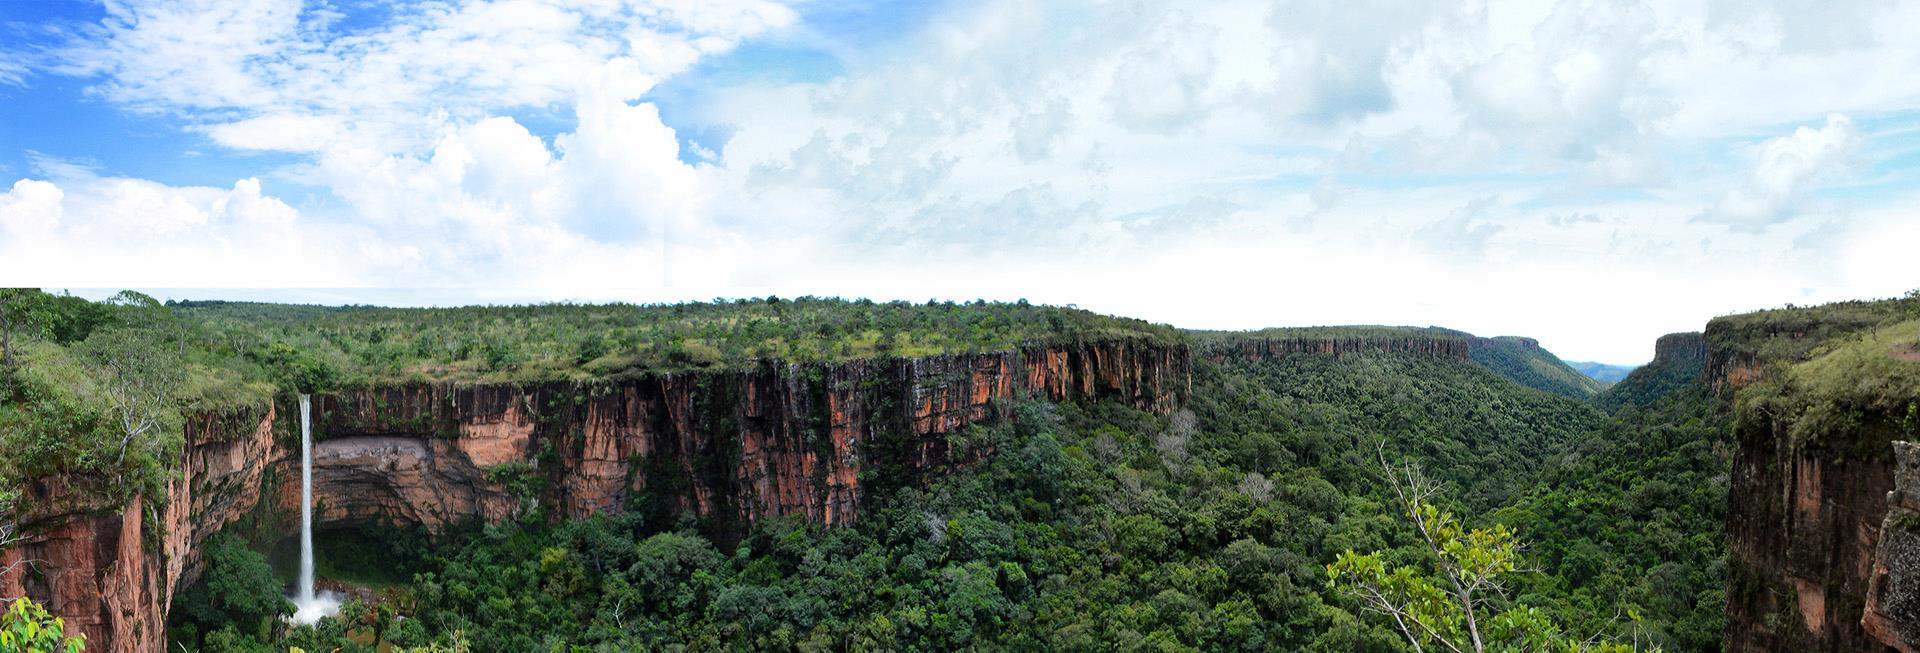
[2,0,1918,364]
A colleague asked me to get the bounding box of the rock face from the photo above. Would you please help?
[1,407,278,653]
[4,339,1188,651]
[1653,331,1708,368]
[1724,409,1897,652]
[1865,442,1920,652]
[289,340,1190,531]
[1719,320,1918,652]
[1202,334,1470,362]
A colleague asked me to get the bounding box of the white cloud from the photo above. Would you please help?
[1702,114,1861,226]
[20,0,790,284]
[0,179,65,235]
[205,114,346,152]
[6,0,1920,363]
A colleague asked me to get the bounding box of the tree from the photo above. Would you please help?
[0,289,43,368]
[1,597,86,653]
[75,326,185,468]
[1327,449,1648,653]
[172,534,290,647]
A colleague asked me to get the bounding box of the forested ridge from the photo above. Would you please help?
[0,290,1759,651]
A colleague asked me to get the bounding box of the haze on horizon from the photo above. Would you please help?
[4,0,1920,364]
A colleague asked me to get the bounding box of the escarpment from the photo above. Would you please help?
[5,339,1187,651]
[1201,332,1471,362]
[1864,442,1920,652]
[1653,331,1708,370]
[1720,308,1920,652]
[1,406,278,653]
[1596,332,1707,411]
[289,340,1190,531]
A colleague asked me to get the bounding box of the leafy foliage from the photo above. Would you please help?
[1508,389,1731,652]
[1329,453,1646,653]
[1,597,86,653]
[169,534,291,649]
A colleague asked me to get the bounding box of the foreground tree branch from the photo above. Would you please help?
[1326,445,1653,653]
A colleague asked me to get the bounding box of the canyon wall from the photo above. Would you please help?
[1202,333,1471,362]
[288,340,1188,531]
[3,339,1187,651]
[1,407,278,653]
[1720,318,1919,652]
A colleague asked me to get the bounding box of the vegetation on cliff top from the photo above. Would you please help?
[1705,292,1920,457]
[1704,291,1920,372]
[1736,317,1920,455]
[0,290,273,518]
[1191,325,1609,402]
[175,297,1180,386]
[1188,325,1465,348]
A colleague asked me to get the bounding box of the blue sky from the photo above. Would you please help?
[3,0,1919,363]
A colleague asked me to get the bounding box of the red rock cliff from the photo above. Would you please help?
[1719,316,1920,652]
[1,407,278,653]
[4,339,1188,652]
[290,340,1190,531]
[1202,334,1471,363]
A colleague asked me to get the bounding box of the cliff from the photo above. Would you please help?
[1199,332,1471,362]
[1864,442,1920,652]
[3,339,1188,651]
[1597,332,1706,412]
[1721,306,1920,652]
[0,407,277,653]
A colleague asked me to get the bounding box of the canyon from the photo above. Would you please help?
[9,313,1920,652]
[3,339,1190,651]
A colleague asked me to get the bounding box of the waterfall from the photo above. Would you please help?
[299,393,313,604]
[289,393,339,624]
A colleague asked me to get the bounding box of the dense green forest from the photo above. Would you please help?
[1464,335,1609,400]
[0,289,1750,651]
[164,351,1719,652]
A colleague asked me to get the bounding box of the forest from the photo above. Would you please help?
[0,288,1850,652]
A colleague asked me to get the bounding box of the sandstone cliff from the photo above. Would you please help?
[1720,309,1920,652]
[1,407,277,653]
[1201,333,1471,362]
[3,339,1187,651]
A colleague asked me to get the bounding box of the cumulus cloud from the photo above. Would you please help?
[14,0,795,283]
[4,0,1920,362]
[57,0,795,134]
[0,179,64,235]
[1702,114,1861,226]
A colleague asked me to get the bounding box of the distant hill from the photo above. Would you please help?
[1596,332,1707,412]
[1567,361,1637,384]
[1195,325,1609,401]
[1462,334,1609,400]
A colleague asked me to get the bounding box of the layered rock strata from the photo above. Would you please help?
[4,339,1187,651]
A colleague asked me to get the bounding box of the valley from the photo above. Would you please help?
[0,291,1916,651]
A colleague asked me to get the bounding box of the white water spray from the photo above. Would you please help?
[289,394,340,624]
